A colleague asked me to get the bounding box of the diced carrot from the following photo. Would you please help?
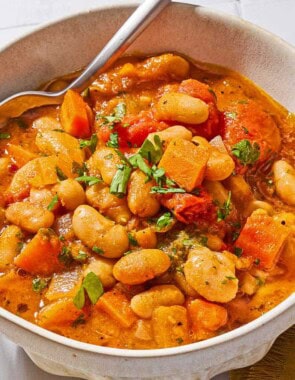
[14,228,63,276]
[235,213,290,270]
[60,90,91,138]
[37,298,86,328]
[158,138,210,191]
[187,299,228,337]
[96,289,137,328]
[7,144,37,168]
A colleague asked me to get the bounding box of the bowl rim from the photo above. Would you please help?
[0,0,294,358]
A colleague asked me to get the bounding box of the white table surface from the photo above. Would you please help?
[0,1,294,379]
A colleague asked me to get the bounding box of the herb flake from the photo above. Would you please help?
[47,194,59,211]
[231,139,260,166]
[73,272,104,309]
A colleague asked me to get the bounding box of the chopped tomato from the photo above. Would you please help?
[97,111,169,148]
[160,188,217,225]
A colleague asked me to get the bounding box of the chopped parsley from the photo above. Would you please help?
[231,139,260,166]
[0,133,11,139]
[231,231,240,242]
[32,277,49,293]
[106,132,119,148]
[79,134,98,153]
[254,258,261,265]
[233,246,243,258]
[199,236,208,247]
[56,166,68,181]
[99,103,126,128]
[182,239,193,247]
[104,153,113,160]
[156,212,173,230]
[128,233,138,246]
[129,153,152,178]
[150,186,185,194]
[47,194,59,211]
[176,337,184,344]
[110,163,132,197]
[17,241,24,253]
[217,191,232,222]
[58,246,73,266]
[75,175,102,186]
[73,272,104,309]
[92,246,104,255]
[75,251,88,262]
[72,161,87,177]
[225,111,237,120]
[138,135,163,164]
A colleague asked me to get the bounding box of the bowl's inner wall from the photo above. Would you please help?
[0,3,294,110]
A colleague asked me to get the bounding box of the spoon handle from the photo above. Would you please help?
[67,0,171,93]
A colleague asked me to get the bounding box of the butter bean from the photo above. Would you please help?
[113,249,170,285]
[131,285,184,318]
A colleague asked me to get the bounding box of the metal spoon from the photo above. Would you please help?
[0,0,170,125]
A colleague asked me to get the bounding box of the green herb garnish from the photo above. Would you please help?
[99,103,126,127]
[75,175,102,186]
[156,212,173,230]
[73,272,104,309]
[231,139,260,166]
[128,233,138,246]
[72,161,87,177]
[217,191,232,222]
[79,134,98,153]
[129,154,152,178]
[110,163,132,197]
[56,166,68,181]
[150,186,185,194]
[233,246,243,258]
[138,135,163,164]
[0,133,11,139]
[92,246,104,255]
[58,246,73,266]
[32,277,49,293]
[47,194,59,211]
[225,111,237,120]
[199,236,208,247]
[106,132,119,148]
[182,239,193,247]
[75,251,88,262]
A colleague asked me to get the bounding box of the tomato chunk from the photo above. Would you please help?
[160,188,217,225]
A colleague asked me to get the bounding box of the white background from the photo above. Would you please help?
[0,1,294,379]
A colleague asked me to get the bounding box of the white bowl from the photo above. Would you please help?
[0,2,294,379]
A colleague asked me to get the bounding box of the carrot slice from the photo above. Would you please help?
[7,144,37,168]
[97,289,137,328]
[60,89,91,138]
[158,138,209,191]
[37,298,85,328]
[235,213,290,270]
[14,228,63,276]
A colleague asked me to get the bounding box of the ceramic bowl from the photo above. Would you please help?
[0,1,294,379]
